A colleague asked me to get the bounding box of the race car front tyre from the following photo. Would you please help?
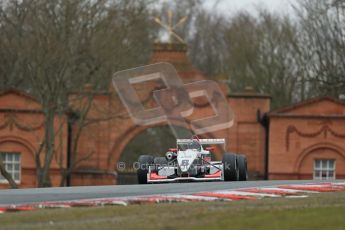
[222,153,239,181]
[153,157,168,172]
[237,154,248,181]
[137,155,154,184]
[154,157,168,165]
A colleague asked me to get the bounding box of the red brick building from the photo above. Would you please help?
[0,43,344,188]
[268,97,345,180]
[0,90,67,188]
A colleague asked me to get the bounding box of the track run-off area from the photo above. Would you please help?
[0,180,345,212]
[0,180,339,205]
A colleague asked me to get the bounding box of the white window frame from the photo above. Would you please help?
[313,159,336,180]
[0,152,21,183]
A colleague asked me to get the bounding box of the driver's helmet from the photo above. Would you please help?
[188,140,201,151]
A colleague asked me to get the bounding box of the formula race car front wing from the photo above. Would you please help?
[147,167,224,183]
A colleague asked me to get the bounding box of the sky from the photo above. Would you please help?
[204,0,298,16]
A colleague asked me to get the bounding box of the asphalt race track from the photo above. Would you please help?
[0,180,344,206]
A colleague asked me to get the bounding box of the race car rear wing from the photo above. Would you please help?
[177,138,226,150]
[177,138,225,146]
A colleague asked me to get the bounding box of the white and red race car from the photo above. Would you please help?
[137,137,248,184]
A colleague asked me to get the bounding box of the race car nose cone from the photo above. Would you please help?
[177,149,198,172]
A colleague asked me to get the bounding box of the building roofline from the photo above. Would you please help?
[153,42,187,52]
[269,96,345,115]
[269,114,345,119]
[0,108,43,114]
[0,88,40,103]
[228,93,271,99]
[68,90,112,96]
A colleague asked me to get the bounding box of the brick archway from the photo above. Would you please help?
[107,122,220,170]
[69,43,271,185]
[294,143,345,177]
[0,136,36,159]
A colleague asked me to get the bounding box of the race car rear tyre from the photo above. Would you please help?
[137,155,154,184]
[222,153,239,181]
[237,154,248,181]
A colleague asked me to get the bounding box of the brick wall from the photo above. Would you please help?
[0,90,67,188]
[269,97,345,180]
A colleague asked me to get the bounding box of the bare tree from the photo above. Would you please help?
[0,157,18,189]
[216,11,299,108]
[188,9,227,76]
[0,0,154,187]
[187,8,301,108]
[293,0,345,99]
